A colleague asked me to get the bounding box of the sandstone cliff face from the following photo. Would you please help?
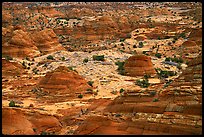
[37,66,92,102]
[124,55,156,77]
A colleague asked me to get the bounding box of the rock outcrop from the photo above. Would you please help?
[2,29,41,58]
[37,66,92,102]
[124,55,156,77]
[31,28,65,54]
[2,59,26,77]
[2,108,62,135]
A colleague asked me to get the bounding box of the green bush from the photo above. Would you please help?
[5,55,13,61]
[87,81,94,87]
[165,57,171,62]
[83,58,89,63]
[68,66,74,71]
[120,38,125,42]
[93,55,105,61]
[144,74,151,79]
[136,79,150,88]
[47,55,54,60]
[9,100,16,107]
[115,61,126,75]
[155,53,162,58]
[119,88,125,93]
[156,68,177,79]
[138,42,144,48]
[153,98,159,102]
[78,94,83,98]
[149,91,156,96]
[61,56,65,61]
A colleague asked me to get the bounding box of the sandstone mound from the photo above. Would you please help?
[2,59,26,77]
[188,28,202,46]
[2,29,40,58]
[124,55,156,77]
[31,28,65,54]
[2,108,62,135]
[179,40,201,54]
[37,66,92,101]
[2,108,34,135]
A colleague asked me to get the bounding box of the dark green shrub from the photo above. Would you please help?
[87,81,94,87]
[144,74,151,79]
[86,88,93,92]
[115,61,126,75]
[133,45,137,48]
[165,57,171,62]
[138,42,144,48]
[93,55,105,61]
[155,53,162,58]
[78,94,83,98]
[61,56,65,61]
[47,55,54,60]
[153,98,159,102]
[5,55,13,61]
[119,88,125,93]
[9,100,15,107]
[120,38,125,42]
[136,79,150,88]
[68,66,74,71]
[83,58,88,63]
[149,91,156,96]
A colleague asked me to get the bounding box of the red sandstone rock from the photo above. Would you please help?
[124,55,156,76]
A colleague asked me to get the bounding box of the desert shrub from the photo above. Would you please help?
[119,88,125,93]
[47,55,54,60]
[83,58,88,63]
[5,55,13,61]
[61,56,65,61]
[9,100,16,107]
[153,98,159,102]
[93,55,105,61]
[68,66,74,71]
[120,38,125,42]
[144,74,151,79]
[78,94,83,98]
[86,88,93,92]
[179,32,186,39]
[156,68,176,79]
[149,91,156,96]
[136,79,150,88]
[87,81,94,87]
[133,45,137,48]
[155,53,162,58]
[165,57,171,62]
[115,61,125,75]
[138,42,144,48]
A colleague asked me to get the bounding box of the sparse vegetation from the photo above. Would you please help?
[78,94,83,98]
[153,98,159,102]
[155,68,177,79]
[138,42,144,48]
[61,56,65,61]
[155,53,162,58]
[4,55,13,61]
[83,58,89,63]
[115,61,125,75]
[136,78,150,88]
[47,55,54,60]
[87,81,94,87]
[119,88,125,93]
[93,55,105,61]
[9,100,16,107]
